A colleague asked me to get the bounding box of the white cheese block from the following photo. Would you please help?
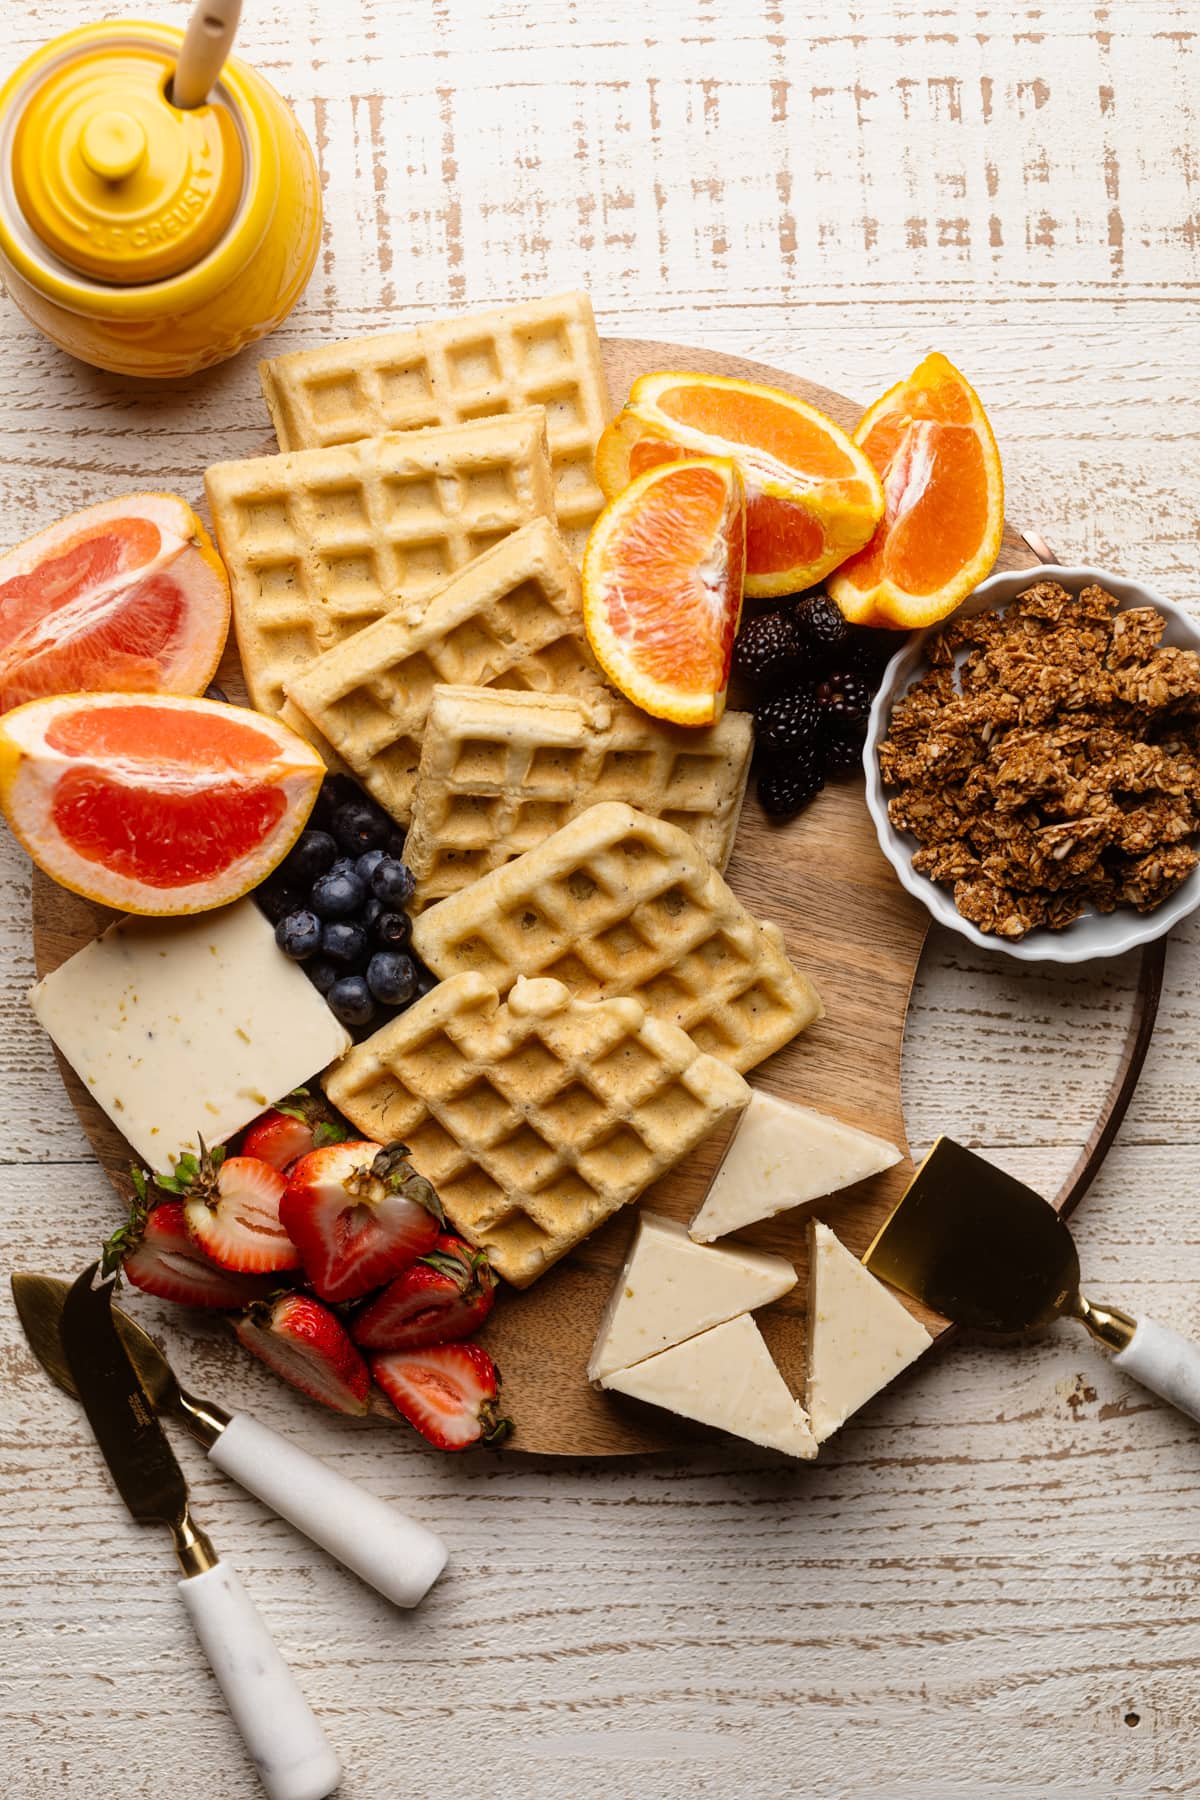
[805,1220,933,1442]
[602,1312,818,1459]
[587,1211,796,1382]
[689,1090,902,1241]
[30,898,351,1173]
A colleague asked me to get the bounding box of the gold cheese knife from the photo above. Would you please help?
[864,1137,1200,1422]
[12,1271,447,1608]
[56,1263,340,1800]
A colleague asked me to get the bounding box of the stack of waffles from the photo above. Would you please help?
[205,292,824,1285]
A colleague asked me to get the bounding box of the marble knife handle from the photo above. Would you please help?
[177,1560,340,1800]
[208,1412,448,1607]
[1112,1316,1200,1423]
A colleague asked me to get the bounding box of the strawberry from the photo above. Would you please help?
[352,1233,497,1351]
[280,1140,441,1303]
[372,1342,512,1450]
[235,1293,370,1416]
[162,1143,300,1274]
[240,1089,349,1173]
[106,1193,273,1309]
[240,1110,316,1173]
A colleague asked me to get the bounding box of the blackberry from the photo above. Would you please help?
[822,719,868,776]
[792,592,849,660]
[842,627,897,679]
[815,668,872,724]
[733,610,808,686]
[758,749,824,818]
[753,684,820,757]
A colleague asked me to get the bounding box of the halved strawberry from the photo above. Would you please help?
[240,1090,348,1173]
[174,1146,299,1274]
[111,1197,274,1309]
[371,1342,512,1450]
[352,1233,497,1351]
[280,1140,441,1303]
[236,1293,370,1416]
[240,1110,317,1173]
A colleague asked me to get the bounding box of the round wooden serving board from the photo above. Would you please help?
[32,338,1035,1457]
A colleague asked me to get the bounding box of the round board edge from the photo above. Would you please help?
[29,335,1035,1458]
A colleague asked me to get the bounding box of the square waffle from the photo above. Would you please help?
[405,685,753,908]
[411,801,822,1073]
[285,521,606,822]
[323,971,750,1286]
[204,410,557,719]
[258,292,610,558]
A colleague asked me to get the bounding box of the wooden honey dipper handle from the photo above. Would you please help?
[172,0,243,109]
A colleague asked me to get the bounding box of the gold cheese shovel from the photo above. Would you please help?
[864,1137,1200,1423]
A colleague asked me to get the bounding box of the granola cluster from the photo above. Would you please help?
[877,581,1200,939]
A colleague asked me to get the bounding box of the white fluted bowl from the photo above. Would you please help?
[864,565,1200,963]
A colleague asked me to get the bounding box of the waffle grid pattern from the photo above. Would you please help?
[285,521,605,821]
[259,292,610,558]
[412,802,822,1073]
[324,972,750,1286]
[406,686,752,907]
[204,411,556,717]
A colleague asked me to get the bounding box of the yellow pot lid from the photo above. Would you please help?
[11,45,243,285]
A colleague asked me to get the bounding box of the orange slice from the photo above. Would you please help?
[0,493,230,714]
[594,372,883,599]
[827,353,1004,630]
[582,456,745,726]
[0,693,324,914]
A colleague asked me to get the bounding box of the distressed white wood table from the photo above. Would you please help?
[3,3,1199,1795]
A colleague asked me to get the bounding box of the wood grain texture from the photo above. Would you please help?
[3,1,1200,1795]
[27,337,1036,1455]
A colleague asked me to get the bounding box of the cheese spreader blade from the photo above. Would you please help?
[57,1264,340,1800]
[12,1271,447,1610]
[864,1137,1200,1427]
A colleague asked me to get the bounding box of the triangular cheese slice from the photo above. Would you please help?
[602,1313,818,1459]
[805,1220,933,1442]
[689,1091,902,1241]
[587,1212,796,1382]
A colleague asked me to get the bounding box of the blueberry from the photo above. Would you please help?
[328,855,359,883]
[415,961,439,998]
[284,829,337,885]
[322,919,369,966]
[371,857,416,907]
[256,879,308,925]
[362,895,384,929]
[374,909,412,948]
[307,957,338,994]
[356,847,387,883]
[328,974,376,1027]
[332,797,390,855]
[310,869,365,920]
[275,909,322,960]
[385,827,407,859]
[366,951,417,1006]
[203,683,229,704]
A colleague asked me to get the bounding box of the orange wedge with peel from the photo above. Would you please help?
[0,692,324,914]
[0,493,230,714]
[582,456,745,727]
[594,372,883,599]
[828,353,1004,630]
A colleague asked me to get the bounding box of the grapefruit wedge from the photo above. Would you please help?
[595,372,883,598]
[828,353,1004,630]
[0,493,230,714]
[0,693,324,914]
[582,456,745,727]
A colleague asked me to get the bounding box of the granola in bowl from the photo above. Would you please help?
[875,578,1200,942]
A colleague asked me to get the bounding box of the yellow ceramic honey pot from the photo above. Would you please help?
[0,1,321,377]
